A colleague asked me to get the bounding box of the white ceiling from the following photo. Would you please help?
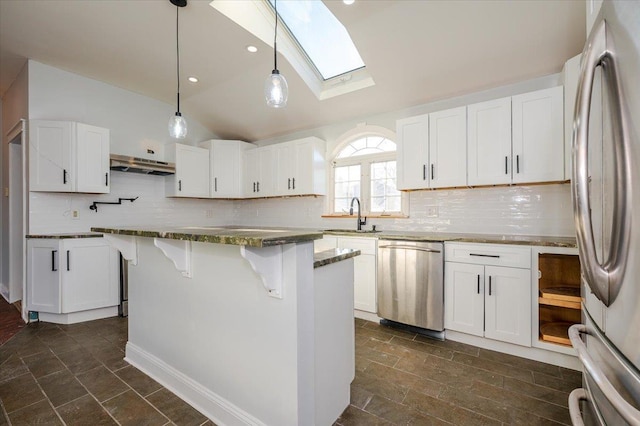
[0,0,585,142]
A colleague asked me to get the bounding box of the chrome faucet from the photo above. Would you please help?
[349,197,367,231]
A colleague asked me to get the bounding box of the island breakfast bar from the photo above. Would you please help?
[92,226,360,426]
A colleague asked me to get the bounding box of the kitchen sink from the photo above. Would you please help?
[324,229,381,234]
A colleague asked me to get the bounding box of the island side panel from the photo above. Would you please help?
[125,238,315,426]
[314,259,355,426]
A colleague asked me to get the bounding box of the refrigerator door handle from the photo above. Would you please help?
[569,325,640,424]
[568,388,588,426]
[572,19,631,306]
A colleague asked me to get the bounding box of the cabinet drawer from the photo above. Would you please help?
[445,243,531,269]
[337,237,377,256]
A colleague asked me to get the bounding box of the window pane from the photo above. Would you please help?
[268,0,365,80]
[334,166,349,182]
[334,198,349,214]
[335,137,397,159]
[370,160,400,213]
[348,165,361,181]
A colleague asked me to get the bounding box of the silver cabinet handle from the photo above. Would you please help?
[569,325,640,424]
[572,20,631,306]
[568,388,587,426]
[378,245,441,253]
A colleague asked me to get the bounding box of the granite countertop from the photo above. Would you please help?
[322,229,577,248]
[313,248,361,268]
[26,232,104,239]
[91,226,323,248]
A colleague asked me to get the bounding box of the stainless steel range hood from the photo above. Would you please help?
[110,154,175,176]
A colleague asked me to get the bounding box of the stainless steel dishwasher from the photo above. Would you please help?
[377,240,444,332]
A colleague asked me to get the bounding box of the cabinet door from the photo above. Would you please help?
[274,143,294,195]
[29,120,74,192]
[484,266,531,346]
[61,239,118,313]
[396,115,429,190]
[338,237,376,313]
[211,141,241,198]
[444,262,484,336]
[244,149,260,197]
[257,147,275,196]
[467,98,512,186]
[76,123,110,193]
[512,87,564,184]
[175,144,210,198]
[27,240,62,313]
[429,107,467,188]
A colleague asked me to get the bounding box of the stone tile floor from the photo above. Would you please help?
[0,315,580,425]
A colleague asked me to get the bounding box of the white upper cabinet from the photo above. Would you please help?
[30,120,110,193]
[467,97,513,186]
[511,86,564,184]
[274,137,326,196]
[396,114,429,190]
[165,143,210,198]
[397,107,466,190]
[76,123,110,193]
[244,146,276,197]
[429,106,467,188]
[200,139,255,198]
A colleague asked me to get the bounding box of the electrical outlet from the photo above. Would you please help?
[426,206,439,218]
[71,210,80,220]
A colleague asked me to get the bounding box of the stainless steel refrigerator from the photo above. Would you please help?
[569,0,640,424]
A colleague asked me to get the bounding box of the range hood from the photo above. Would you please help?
[110,154,175,176]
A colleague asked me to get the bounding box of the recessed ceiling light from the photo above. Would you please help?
[188,76,199,83]
[343,0,355,4]
[246,45,258,53]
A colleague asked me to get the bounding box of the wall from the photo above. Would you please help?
[234,73,575,237]
[27,61,236,234]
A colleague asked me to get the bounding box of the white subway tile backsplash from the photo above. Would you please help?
[29,172,574,238]
[229,183,575,237]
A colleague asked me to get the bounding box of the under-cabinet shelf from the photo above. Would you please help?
[539,286,581,310]
[540,321,574,346]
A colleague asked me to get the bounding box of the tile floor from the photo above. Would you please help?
[0,315,580,425]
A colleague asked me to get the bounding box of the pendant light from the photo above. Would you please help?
[265,0,288,108]
[168,0,188,138]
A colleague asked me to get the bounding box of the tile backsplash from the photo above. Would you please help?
[230,183,575,237]
[30,173,575,238]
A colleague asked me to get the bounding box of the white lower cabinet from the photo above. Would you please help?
[27,238,119,315]
[337,237,377,313]
[445,243,532,347]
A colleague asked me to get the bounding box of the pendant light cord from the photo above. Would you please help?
[273,0,278,72]
[176,5,181,113]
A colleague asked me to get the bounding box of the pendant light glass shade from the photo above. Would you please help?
[265,70,288,108]
[169,0,187,138]
[266,0,288,108]
[168,112,188,138]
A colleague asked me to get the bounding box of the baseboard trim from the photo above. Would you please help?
[38,306,118,325]
[125,342,267,426]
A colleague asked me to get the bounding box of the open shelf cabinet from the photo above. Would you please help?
[536,251,581,348]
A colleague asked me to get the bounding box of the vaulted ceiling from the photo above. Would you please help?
[0,0,585,142]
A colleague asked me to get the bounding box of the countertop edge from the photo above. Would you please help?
[314,248,361,268]
[26,233,104,239]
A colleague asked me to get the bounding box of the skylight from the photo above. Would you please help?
[268,0,365,80]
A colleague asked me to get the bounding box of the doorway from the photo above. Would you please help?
[6,119,27,321]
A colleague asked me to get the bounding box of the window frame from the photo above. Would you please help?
[326,127,408,218]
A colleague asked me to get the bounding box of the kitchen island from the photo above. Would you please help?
[92,226,359,426]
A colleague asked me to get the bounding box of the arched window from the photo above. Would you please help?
[331,131,406,216]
